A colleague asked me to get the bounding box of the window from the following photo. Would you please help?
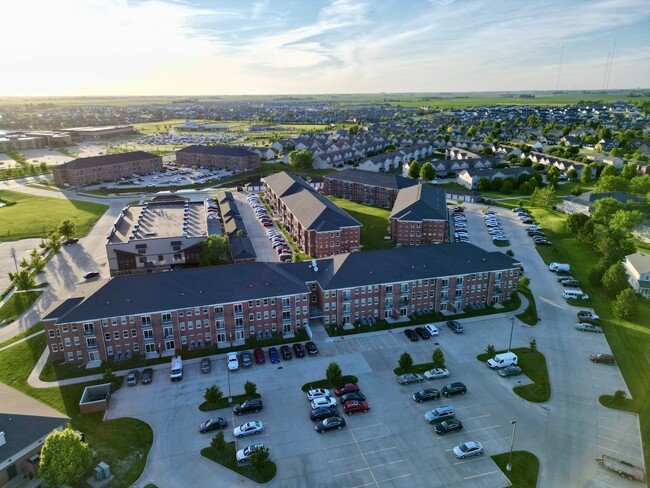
[48,330,55,339]
[77,351,83,360]
[203,307,208,314]
[181,336,187,345]
[121,316,127,325]
[67,352,74,361]
[180,322,185,331]
[141,316,151,326]
[248,300,253,307]
[111,317,117,326]
[203,319,209,328]
[62,325,68,333]
[188,321,193,330]
[139,256,146,263]
[131,329,137,337]
[264,311,269,319]
[263,298,268,306]
[249,313,254,321]
[158,255,164,262]
[113,332,119,340]
[256,312,261,320]
[271,310,276,318]
[71,325,77,332]
[129,315,135,324]
[195,307,200,315]
[250,326,255,335]
[123,330,129,339]
[186,308,192,316]
[102,319,108,326]
[73,336,80,345]
[104,332,111,341]
[325,303,330,311]
[256,300,261,307]
[173,253,182,260]
[215,320,225,330]
[64,337,71,347]
[271,323,277,332]
[106,346,112,356]
[179,310,184,317]
[133,343,140,352]
[214,306,224,316]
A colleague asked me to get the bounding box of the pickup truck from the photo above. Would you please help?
[577,310,600,324]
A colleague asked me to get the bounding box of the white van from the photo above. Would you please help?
[563,289,589,300]
[549,262,570,272]
[170,356,183,381]
[486,352,518,369]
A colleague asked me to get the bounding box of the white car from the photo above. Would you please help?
[236,443,265,463]
[424,368,450,380]
[307,388,331,401]
[525,225,540,231]
[424,324,439,336]
[311,396,337,409]
[233,421,264,438]
[453,441,484,459]
[227,352,239,371]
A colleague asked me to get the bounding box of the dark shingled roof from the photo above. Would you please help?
[177,145,258,157]
[324,168,418,190]
[264,172,360,231]
[230,236,257,261]
[390,184,447,221]
[52,243,519,323]
[43,297,85,321]
[58,151,159,170]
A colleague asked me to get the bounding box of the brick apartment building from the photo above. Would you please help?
[323,168,418,207]
[175,145,260,172]
[264,172,362,257]
[43,243,520,365]
[389,184,447,246]
[52,151,162,187]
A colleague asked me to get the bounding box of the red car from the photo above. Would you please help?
[343,400,370,415]
[253,348,266,364]
[335,383,360,396]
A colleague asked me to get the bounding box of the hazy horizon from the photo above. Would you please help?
[3,0,650,97]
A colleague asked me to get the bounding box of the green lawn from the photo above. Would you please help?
[394,361,438,376]
[201,444,277,483]
[200,392,261,412]
[0,291,43,323]
[326,196,394,250]
[0,189,108,241]
[492,451,540,488]
[525,206,650,471]
[0,334,152,487]
[516,288,539,326]
[301,375,359,392]
[0,321,44,349]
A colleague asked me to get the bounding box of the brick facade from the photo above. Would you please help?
[175,145,260,172]
[52,152,162,187]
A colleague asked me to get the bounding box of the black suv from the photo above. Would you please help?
[441,382,467,397]
[433,418,463,435]
[293,343,306,358]
[306,341,319,355]
[233,398,264,416]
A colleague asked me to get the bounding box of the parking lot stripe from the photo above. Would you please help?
[597,433,620,443]
[463,414,491,421]
[466,424,501,433]
[369,459,404,469]
[464,469,500,480]
[375,474,413,485]
[453,457,486,466]
[350,423,382,431]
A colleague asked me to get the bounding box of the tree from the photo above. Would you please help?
[566,213,590,234]
[431,347,445,368]
[47,232,62,253]
[529,186,556,208]
[204,385,223,405]
[408,160,421,179]
[210,431,226,452]
[517,276,531,291]
[594,175,629,193]
[199,235,232,266]
[490,177,503,191]
[326,362,342,387]
[288,149,314,169]
[580,165,592,184]
[244,380,258,397]
[546,166,561,186]
[630,174,650,194]
[398,352,413,371]
[613,390,627,404]
[612,288,637,320]
[419,162,435,181]
[477,177,491,191]
[600,165,617,178]
[609,209,644,234]
[602,263,630,298]
[485,344,496,357]
[103,368,116,390]
[58,219,76,239]
[249,446,271,473]
[529,339,538,352]
[9,269,36,290]
[591,198,623,225]
[566,168,578,180]
[621,163,638,180]
[39,429,93,486]
[500,180,514,194]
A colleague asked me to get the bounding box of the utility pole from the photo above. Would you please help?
[508,316,515,352]
[10,248,18,273]
[507,420,518,471]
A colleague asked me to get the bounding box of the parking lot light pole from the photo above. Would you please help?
[508,316,515,352]
[506,420,518,471]
[227,366,232,404]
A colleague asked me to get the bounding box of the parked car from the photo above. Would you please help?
[453,441,484,458]
[293,343,305,357]
[280,345,292,360]
[424,368,450,380]
[590,353,615,365]
[253,348,266,364]
[334,384,360,396]
[306,341,319,355]
[343,400,370,415]
[62,238,79,245]
[307,388,331,401]
[403,329,419,341]
[268,347,281,363]
[311,396,337,409]
[310,406,339,422]
[236,443,265,464]
[315,416,346,433]
[340,392,366,403]
[425,324,439,336]
[126,370,139,386]
[82,271,99,280]
[415,327,431,340]
[498,366,523,378]
[577,310,600,323]
[425,405,455,423]
[141,368,153,384]
[233,398,264,415]
[397,373,424,385]
[199,417,227,433]
[413,388,440,402]
[575,323,603,333]
[240,351,253,367]
[201,358,211,374]
[227,352,240,371]
[233,421,264,438]
[442,382,467,397]
[447,320,464,333]
[434,418,463,435]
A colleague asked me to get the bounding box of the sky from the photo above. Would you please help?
[1,0,650,96]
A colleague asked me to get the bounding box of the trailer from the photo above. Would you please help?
[596,455,645,482]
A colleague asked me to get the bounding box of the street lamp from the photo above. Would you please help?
[506,420,518,471]
[507,316,515,352]
[227,333,233,403]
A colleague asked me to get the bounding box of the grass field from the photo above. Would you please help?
[492,451,540,488]
[0,334,153,487]
[0,189,108,241]
[0,322,43,349]
[201,443,277,483]
[327,196,394,251]
[525,207,650,471]
[0,291,43,323]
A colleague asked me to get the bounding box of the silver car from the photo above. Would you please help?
[397,373,424,385]
[233,421,264,438]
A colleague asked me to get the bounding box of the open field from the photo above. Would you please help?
[326,196,394,251]
[0,291,43,324]
[0,189,108,241]
[492,451,540,488]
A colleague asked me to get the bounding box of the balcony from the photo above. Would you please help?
[342,293,351,302]
[143,335,155,343]
[309,307,325,319]
[214,312,225,319]
[282,317,292,325]
[164,330,175,340]
[161,319,173,326]
[385,289,394,297]
[233,309,244,317]
[281,302,291,310]
[140,321,152,329]
[399,297,409,306]
[82,328,95,337]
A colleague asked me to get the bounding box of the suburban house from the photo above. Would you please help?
[52,151,162,187]
[0,383,69,485]
[42,243,521,365]
[623,252,650,298]
[557,191,645,215]
[175,145,260,172]
[264,172,362,258]
[323,168,418,208]
[456,167,533,190]
[389,184,447,246]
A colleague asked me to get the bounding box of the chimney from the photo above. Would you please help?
[0,431,5,447]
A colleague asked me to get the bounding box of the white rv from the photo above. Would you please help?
[170,356,183,381]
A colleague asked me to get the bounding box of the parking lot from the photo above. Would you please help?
[232,192,281,262]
